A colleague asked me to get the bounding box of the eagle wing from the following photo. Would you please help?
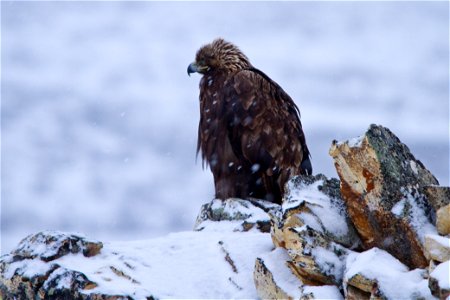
[224,69,311,180]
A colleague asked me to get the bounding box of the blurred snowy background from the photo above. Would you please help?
[2,2,448,254]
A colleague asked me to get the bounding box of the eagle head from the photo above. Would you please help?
[187,38,252,76]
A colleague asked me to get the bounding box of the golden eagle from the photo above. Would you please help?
[188,38,312,204]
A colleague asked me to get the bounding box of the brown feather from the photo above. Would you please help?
[191,38,311,204]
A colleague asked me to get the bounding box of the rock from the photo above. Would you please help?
[329,124,438,269]
[423,185,450,211]
[344,247,432,299]
[423,186,450,235]
[345,285,371,300]
[283,174,361,249]
[254,248,344,300]
[269,174,361,252]
[2,229,272,299]
[11,230,103,262]
[436,204,450,235]
[424,234,450,262]
[194,198,279,233]
[254,248,303,299]
[429,260,450,299]
[284,225,349,285]
[0,231,137,300]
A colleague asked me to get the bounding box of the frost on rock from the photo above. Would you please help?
[194,198,279,233]
[344,248,433,299]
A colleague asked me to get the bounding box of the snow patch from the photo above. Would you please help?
[284,180,349,238]
[425,234,450,248]
[345,248,433,299]
[258,248,303,298]
[393,188,437,244]
[311,246,345,282]
[348,135,364,148]
[430,260,450,289]
[54,231,273,299]
[303,285,344,300]
[410,160,419,175]
[4,258,53,279]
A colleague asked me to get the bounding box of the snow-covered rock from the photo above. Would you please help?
[329,124,439,269]
[282,174,361,249]
[2,125,448,299]
[344,248,433,299]
[424,234,450,263]
[194,198,278,233]
[429,260,450,299]
[253,247,343,300]
[423,186,450,236]
[254,247,303,299]
[0,230,274,299]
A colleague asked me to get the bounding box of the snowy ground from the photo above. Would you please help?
[2,2,449,254]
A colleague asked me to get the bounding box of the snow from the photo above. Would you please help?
[303,285,344,300]
[426,234,450,248]
[258,247,303,298]
[410,160,419,175]
[311,246,346,282]
[4,258,53,279]
[430,260,450,290]
[209,198,270,223]
[2,2,448,254]
[347,135,364,148]
[344,248,434,299]
[285,180,350,239]
[4,230,274,299]
[392,188,438,244]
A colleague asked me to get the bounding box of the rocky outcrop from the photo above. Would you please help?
[2,124,449,300]
[329,124,438,269]
[0,231,128,300]
[255,124,449,300]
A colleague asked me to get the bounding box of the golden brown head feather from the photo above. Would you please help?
[189,38,252,74]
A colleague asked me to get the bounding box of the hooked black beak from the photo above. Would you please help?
[187,62,198,76]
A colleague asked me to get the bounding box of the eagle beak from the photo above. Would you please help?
[187,62,198,76]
